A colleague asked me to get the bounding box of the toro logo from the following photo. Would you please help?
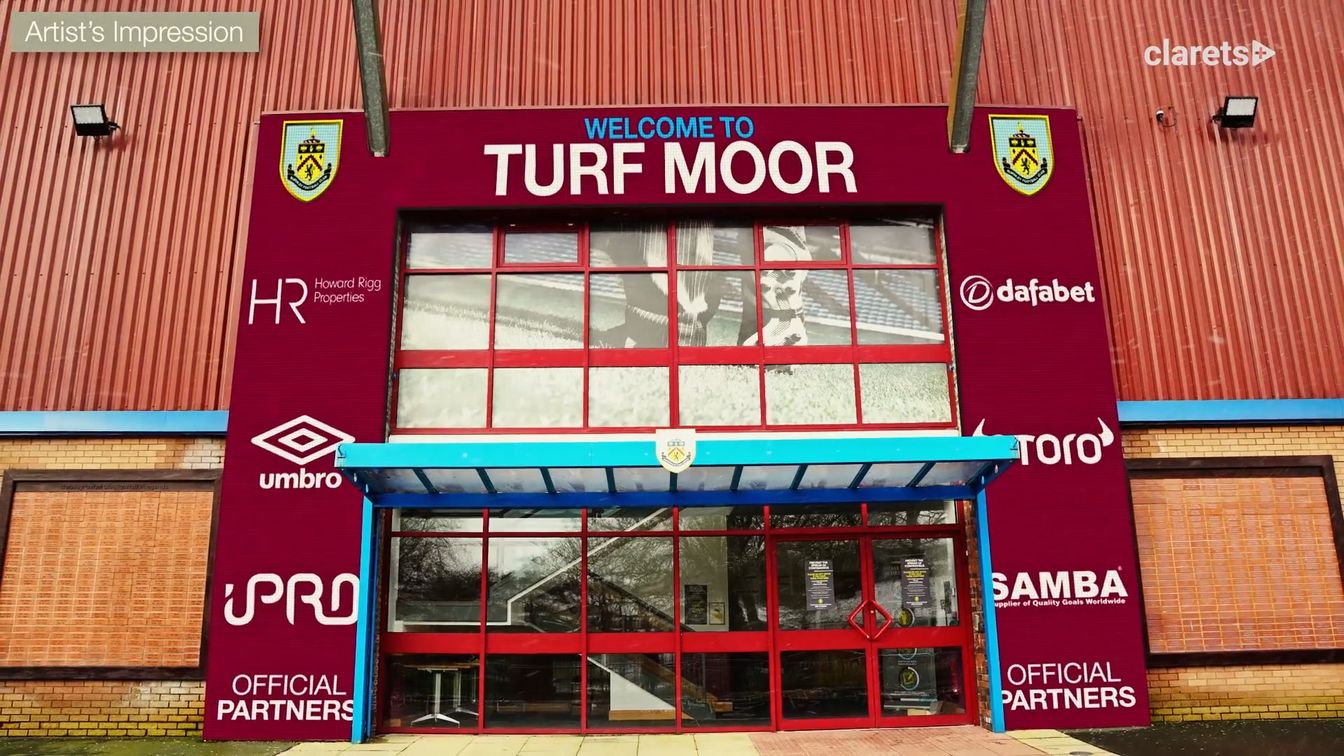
[251,415,353,489]
[224,572,359,626]
[959,275,1096,312]
[972,418,1114,466]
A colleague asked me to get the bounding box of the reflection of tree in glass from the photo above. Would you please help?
[588,537,675,631]
[396,537,481,623]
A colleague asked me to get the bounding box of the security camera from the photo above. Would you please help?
[1155,106,1177,127]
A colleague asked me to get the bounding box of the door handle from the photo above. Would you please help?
[847,600,871,639]
[869,601,895,641]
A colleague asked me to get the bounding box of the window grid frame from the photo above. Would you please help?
[394,219,955,433]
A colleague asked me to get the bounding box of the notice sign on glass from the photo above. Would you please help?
[902,557,930,609]
[684,584,708,625]
[806,560,835,610]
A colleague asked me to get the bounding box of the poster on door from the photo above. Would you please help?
[806,560,835,610]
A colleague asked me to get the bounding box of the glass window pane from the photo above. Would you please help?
[757,269,851,347]
[851,219,937,265]
[859,363,952,424]
[871,538,960,627]
[547,468,610,494]
[590,223,667,268]
[678,365,761,426]
[494,274,583,349]
[384,654,480,729]
[588,507,672,531]
[588,537,674,632]
[483,468,545,493]
[487,538,581,632]
[503,231,579,264]
[490,509,582,533]
[774,539,863,631]
[879,648,966,717]
[394,509,483,533]
[765,364,856,425]
[858,462,926,488]
[401,275,491,350]
[492,367,582,427]
[589,367,669,428]
[681,653,771,727]
[735,465,798,491]
[587,653,677,729]
[407,224,493,269]
[867,501,956,526]
[611,468,672,493]
[918,461,983,487]
[771,505,862,528]
[678,507,764,531]
[484,655,581,729]
[676,221,753,266]
[780,650,869,719]
[853,269,945,345]
[677,270,756,347]
[397,369,487,428]
[590,273,669,348]
[763,225,840,262]
[390,537,481,632]
[797,464,864,489]
[423,469,489,494]
[674,467,738,492]
[679,536,767,631]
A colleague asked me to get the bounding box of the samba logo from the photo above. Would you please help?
[989,115,1052,196]
[281,120,342,202]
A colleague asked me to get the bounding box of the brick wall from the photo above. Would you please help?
[1124,425,1344,723]
[0,437,222,737]
[1148,665,1344,721]
[0,681,204,736]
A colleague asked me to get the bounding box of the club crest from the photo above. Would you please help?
[655,429,697,474]
[989,114,1052,196]
[281,120,342,202]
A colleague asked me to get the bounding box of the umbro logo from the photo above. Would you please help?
[251,415,353,466]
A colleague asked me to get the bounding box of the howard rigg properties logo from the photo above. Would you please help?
[959,275,1096,312]
[251,415,353,489]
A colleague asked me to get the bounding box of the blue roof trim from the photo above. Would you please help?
[1117,399,1344,424]
[336,435,1019,470]
[0,411,228,435]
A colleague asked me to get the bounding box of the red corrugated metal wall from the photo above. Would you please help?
[1,0,1340,409]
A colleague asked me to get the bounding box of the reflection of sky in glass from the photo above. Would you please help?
[859,363,951,424]
[492,368,582,427]
[678,365,761,426]
[853,269,943,344]
[504,231,578,263]
[590,224,667,267]
[851,220,937,264]
[401,275,490,349]
[589,367,669,427]
[765,364,857,425]
[397,368,487,428]
[494,274,583,348]
[407,225,493,269]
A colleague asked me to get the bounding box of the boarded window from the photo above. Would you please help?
[1130,472,1344,654]
[0,484,214,667]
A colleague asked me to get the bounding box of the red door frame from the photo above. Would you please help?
[376,506,976,735]
[768,533,976,731]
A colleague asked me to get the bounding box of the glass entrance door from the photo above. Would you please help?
[772,535,972,729]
